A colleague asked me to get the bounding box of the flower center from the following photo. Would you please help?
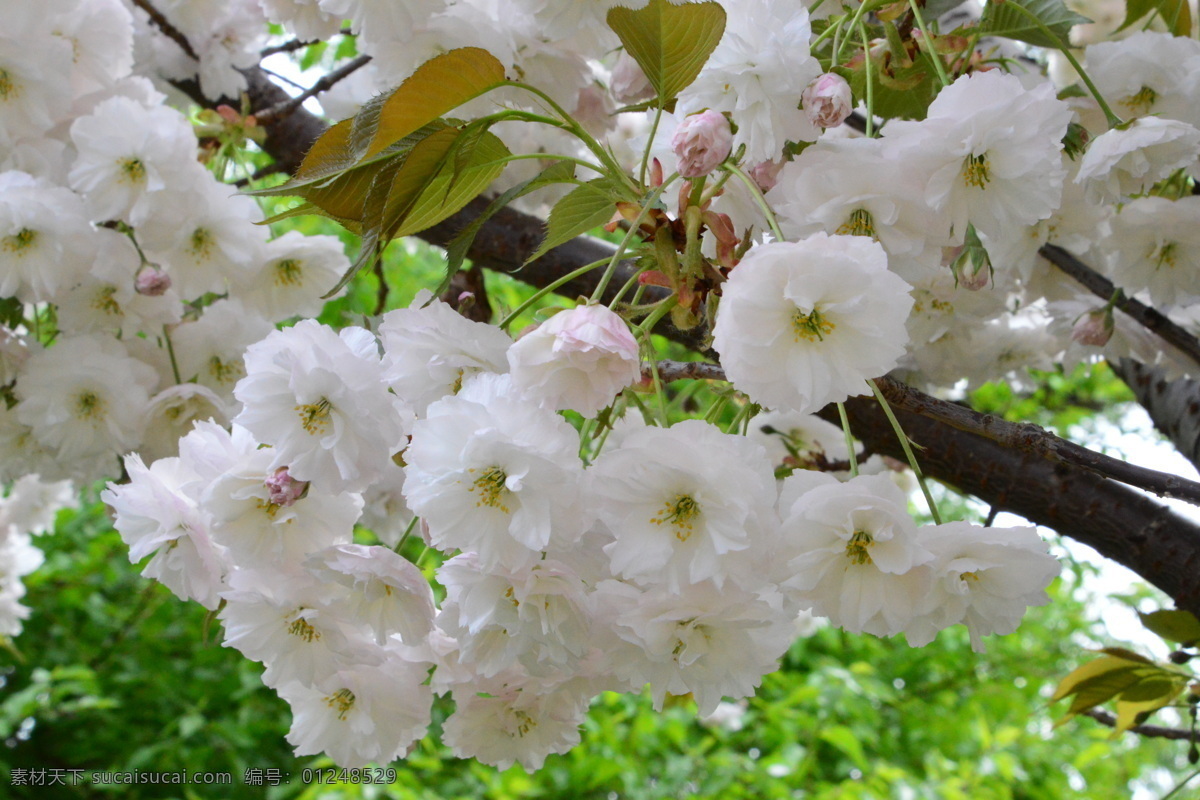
[510,709,535,738]
[468,465,512,513]
[295,398,332,435]
[189,227,214,259]
[287,614,320,642]
[651,493,701,541]
[836,208,876,238]
[1123,86,1157,115]
[845,530,874,565]
[120,158,146,185]
[792,307,834,342]
[962,153,991,189]
[324,688,355,721]
[208,356,244,386]
[92,286,122,316]
[76,390,105,420]
[1154,242,1178,270]
[0,69,16,101]
[274,258,303,287]
[3,228,37,254]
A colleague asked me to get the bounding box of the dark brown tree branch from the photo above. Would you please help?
[1083,708,1197,741]
[646,360,726,383]
[129,0,198,61]
[1040,243,1200,371]
[1112,360,1200,475]
[253,55,373,125]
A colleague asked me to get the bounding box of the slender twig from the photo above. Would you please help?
[647,359,726,383]
[1040,243,1200,371]
[1083,708,1198,741]
[254,55,373,124]
[129,0,198,60]
[260,28,354,56]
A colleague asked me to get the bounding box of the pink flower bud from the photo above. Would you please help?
[611,51,655,104]
[802,73,853,129]
[265,467,309,507]
[749,160,784,193]
[135,266,172,296]
[1071,308,1114,347]
[671,110,733,179]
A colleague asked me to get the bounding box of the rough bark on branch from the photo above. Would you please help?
[201,65,1200,614]
[1113,360,1200,476]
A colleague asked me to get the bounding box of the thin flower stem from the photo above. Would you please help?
[1162,767,1200,800]
[590,178,675,303]
[499,257,610,329]
[835,0,876,66]
[907,0,951,88]
[704,395,729,424]
[636,294,678,334]
[867,378,942,523]
[641,105,664,188]
[723,163,785,241]
[858,20,876,137]
[608,262,650,308]
[836,402,860,478]
[393,515,420,555]
[644,343,670,427]
[507,81,640,195]
[504,152,608,175]
[1001,3,1123,128]
[163,325,183,385]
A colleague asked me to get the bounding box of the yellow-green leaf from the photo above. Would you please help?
[607,0,726,105]
[1113,677,1185,733]
[979,0,1091,50]
[1118,0,1191,36]
[1098,647,1155,664]
[1050,655,1152,702]
[1138,609,1200,644]
[525,178,623,266]
[364,48,507,160]
[394,129,511,238]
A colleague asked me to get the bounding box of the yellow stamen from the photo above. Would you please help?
[845,530,873,565]
[962,153,991,189]
[295,398,332,435]
[468,465,512,513]
[651,494,701,541]
[324,688,355,720]
[792,307,835,342]
[835,208,876,238]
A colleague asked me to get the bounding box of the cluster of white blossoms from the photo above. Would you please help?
[6,0,1200,776]
[0,0,352,488]
[106,282,1060,769]
[0,477,74,637]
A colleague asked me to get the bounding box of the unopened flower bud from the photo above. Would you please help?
[611,51,655,104]
[135,266,172,296]
[671,110,733,179]
[749,160,784,193]
[265,467,308,507]
[1071,308,1114,347]
[802,73,853,129]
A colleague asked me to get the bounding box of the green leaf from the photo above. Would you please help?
[819,725,868,770]
[364,48,507,160]
[1118,0,1191,36]
[440,160,578,293]
[524,178,623,266]
[607,0,727,105]
[979,0,1092,50]
[393,128,511,238]
[0,297,23,329]
[1138,609,1200,644]
[1114,676,1185,732]
[1050,655,1149,703]
[833,54,938,121]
